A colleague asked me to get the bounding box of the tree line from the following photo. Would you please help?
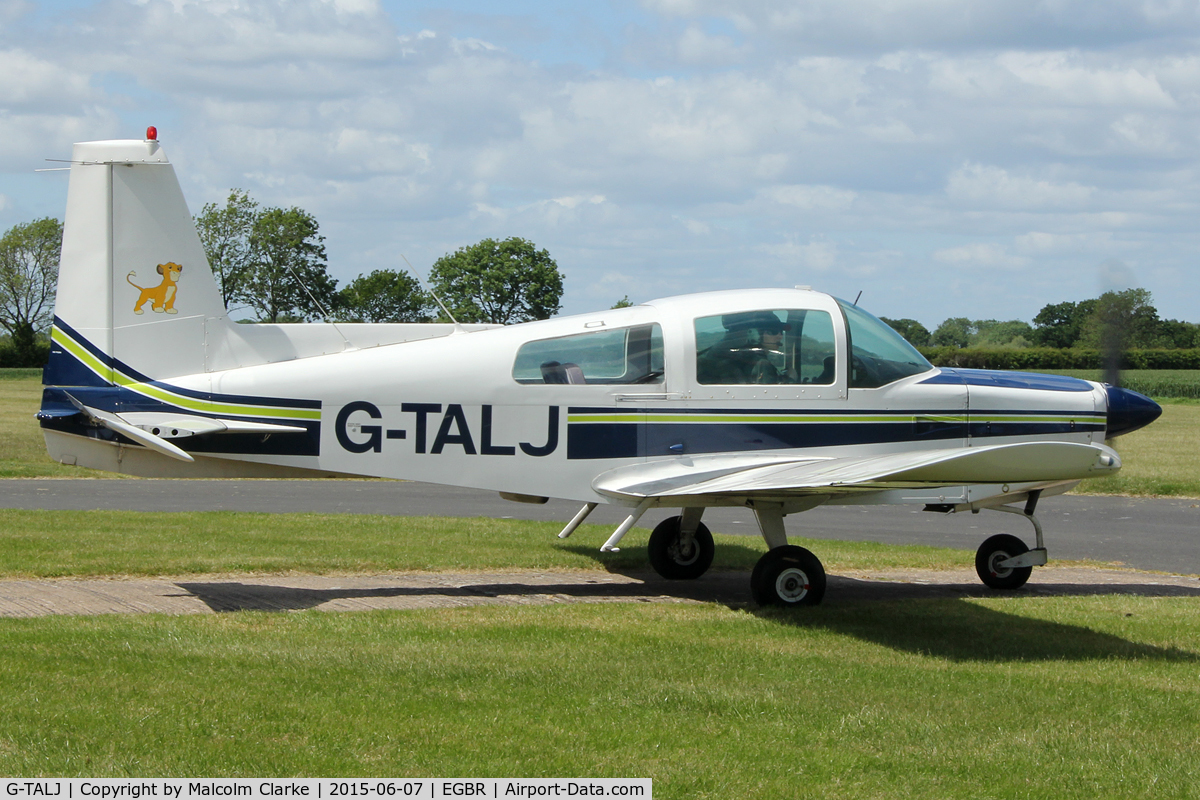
[195,190,563,325]
[0,191,566,365]
[4,190,1198,368]
[0,217,61,366]
[881,287,1200,352]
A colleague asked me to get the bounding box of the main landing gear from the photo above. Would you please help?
[568,490,1052,606]
[571,500,830,606]
[749,545,826,607]
[592,502,828,607]
[646,510,715,580]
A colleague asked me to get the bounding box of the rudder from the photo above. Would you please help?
[45,134,227,389]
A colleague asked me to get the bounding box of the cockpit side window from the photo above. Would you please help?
[513,324,664,385]
[835,299,933,388]
[695,309,837,386]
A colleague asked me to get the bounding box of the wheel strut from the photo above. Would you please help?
[985,490,1048,569]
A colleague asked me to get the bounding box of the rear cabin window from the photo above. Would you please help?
[695,309,837,385]
[513,324,664,384]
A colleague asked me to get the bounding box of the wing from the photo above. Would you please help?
[591,441,1121,502]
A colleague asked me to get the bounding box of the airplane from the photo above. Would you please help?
[36,130,1163,606]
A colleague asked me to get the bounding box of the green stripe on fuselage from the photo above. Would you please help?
[49,326,321,422]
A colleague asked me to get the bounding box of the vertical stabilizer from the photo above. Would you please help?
[46,136,226,387]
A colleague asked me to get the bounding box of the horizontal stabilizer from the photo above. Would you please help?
[592,442,1121,501]
[65,397,194,463]
[116,412,308,439]
[60,394,309,463]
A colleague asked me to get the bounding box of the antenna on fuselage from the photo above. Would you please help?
[853,290,862,306]
[401,254,462,329]
[282,258,354,350]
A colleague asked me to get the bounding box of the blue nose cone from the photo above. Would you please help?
[1105,385,1162,438]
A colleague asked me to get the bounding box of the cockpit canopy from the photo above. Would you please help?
[509,290,933,390]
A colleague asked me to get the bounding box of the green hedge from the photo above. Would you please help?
[918,347,1200,371]
[0,339,50,369]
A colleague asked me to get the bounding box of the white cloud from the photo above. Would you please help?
[4,0,1200,324]
[675,24,745,66]
[638,0,1200,52]
[328,0,380,14]
[761,184,856,210]
[1015,231,1116,254]
[946,163,1096,209]
[934,242,1029,269]
[760,237,839,271]
[0,50,93,108]
[999,52,1177,109]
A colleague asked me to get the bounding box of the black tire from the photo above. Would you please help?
[647,516,715,580]
[975,533,1033,590]
[751,546,826,607]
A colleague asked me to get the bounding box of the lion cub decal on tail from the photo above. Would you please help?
[127,262,183,314]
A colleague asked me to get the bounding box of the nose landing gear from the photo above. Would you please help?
[972,490,1049,590]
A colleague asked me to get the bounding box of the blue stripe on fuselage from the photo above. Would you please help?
[921,368,1093,392]
[565,406,1104,460]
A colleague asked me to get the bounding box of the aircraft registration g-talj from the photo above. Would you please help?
[38,130,1164,606]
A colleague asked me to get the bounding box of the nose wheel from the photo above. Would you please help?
[972,491,1049,591]
[975,533,1033,590]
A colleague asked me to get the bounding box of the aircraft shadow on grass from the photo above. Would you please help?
[759,589,1200,664]
[177,569,1200,664]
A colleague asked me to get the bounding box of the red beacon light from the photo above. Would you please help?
[146,126,158,142]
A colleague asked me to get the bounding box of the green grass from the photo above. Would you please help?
[1042,369,1200,399]
[1,599,1199,795]
[4,381,1200,794]
[0,368,41,380]
[0,372,111,478]
[0,508,973,579]
[1072,401,1200,496]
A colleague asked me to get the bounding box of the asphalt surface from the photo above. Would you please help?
[2,478,1198,574]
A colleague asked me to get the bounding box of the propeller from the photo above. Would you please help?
[1095,259,1161,439]
[1097,258,1133,388]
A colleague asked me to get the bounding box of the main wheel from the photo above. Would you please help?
[751,546,826,607]
[975,533,1032,590]
[647,516,715,580]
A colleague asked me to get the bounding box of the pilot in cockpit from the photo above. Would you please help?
[698,311,796,384]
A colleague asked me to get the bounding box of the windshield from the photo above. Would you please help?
[836,299,933,388]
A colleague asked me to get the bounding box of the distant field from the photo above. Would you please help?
[1073,401,1200,496]
[0,370,110,477]
[1042,368,1200,399]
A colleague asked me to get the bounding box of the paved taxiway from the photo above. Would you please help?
[2,478,1197,574]
[3,567,1199,618]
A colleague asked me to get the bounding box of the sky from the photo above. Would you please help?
[2,0,1199,327]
